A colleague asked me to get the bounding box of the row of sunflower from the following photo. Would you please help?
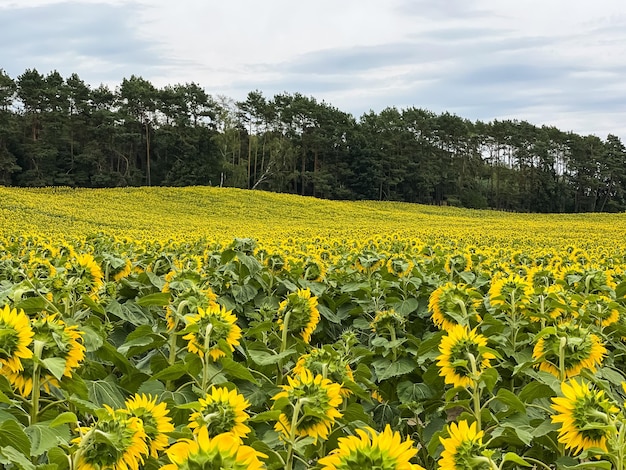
[1,234,626,469]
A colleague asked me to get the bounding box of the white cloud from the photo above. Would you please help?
[2,0,626,140]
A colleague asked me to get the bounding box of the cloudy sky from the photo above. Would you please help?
[2,0,626,139]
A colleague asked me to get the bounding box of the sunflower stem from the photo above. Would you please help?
[468,352,482,432]
[30,340,45,426]
[278,309,293,385]
[166,314,179,391]
[285,398,304,470]
[558,335,567,382]
[201,323,213,392]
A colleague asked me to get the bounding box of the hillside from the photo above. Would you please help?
[1,186,625,250]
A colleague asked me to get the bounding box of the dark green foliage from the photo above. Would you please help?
[1,68,625,213]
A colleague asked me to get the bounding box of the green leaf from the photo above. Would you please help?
[395,298,419,315]
[250,410,282,422]
[0,446,35,470]
[372,357,415,381]
[480,367,499,393]
[519,381,556,402]
[151,363,189,381]
[0,420,30,456]
[87,379,126,408]
[561,461,613,470]
[14,296,47,314]
[136,292,171,306]
[247,348,296,366]
[47,447,70,470]
[232,284,258,304]
[502,452,532,467]
[25,424,69,456]
[397,381,434,404]
[42,357,67,381]
[495,388,526,414]
[220,357,258,384]
[49,412,78,428]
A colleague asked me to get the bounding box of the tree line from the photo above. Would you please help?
[1,68,625,212]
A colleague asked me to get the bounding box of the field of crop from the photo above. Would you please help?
[1,186,626,470]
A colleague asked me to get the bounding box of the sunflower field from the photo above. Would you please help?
[2,186,626,470]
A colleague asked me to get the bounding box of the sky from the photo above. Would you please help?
[2,0,626,140]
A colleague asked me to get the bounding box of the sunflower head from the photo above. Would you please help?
[302,256,327,282]
[436,325,495,388]
[577,294,622,328]
[182,304,242,361]
[277,288,320,344]
[6,313,85,397]
[124,394,175,458]
[386,256,414,278]
[264,253,288,272]
[319,424,424,470]
[532,322,606,379]
[188,386,251,440]
[438,420,487,470]
[444,253,472,275]
[160,427,266,470]
[428,282,482,331]
[293,348,354,397]
[488,273,533,312]
[73,406,149,470]
[551,379,619,455]
[370,309,406,337]
[65,253,104,298]
[272,369,343,442]
[0,305,34,374]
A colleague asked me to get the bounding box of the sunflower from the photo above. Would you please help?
[277,288,320,344]
[73,405,149,470]
[302,256,327,282]
[183,304,242,361]
[428,282,482,331]
[438,420,486,470]
[66,253,104,298]
[0,305,34,374]
[370,309,406,338]
[5,313,85,397]
[160,426,266,470]
[436,325,495,388]
[488,273,533,314]
[444,253,473,275]
[318,424,424,470]
[532,323,606,379]
[272,369,343,442]
[124,394,175,458]
[551,379,618,454]
[386,256,414,278]
[578,295,622,328]
[293,348,354,397]
[188,387,251,440]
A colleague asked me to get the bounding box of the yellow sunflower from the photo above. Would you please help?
[124,394,175,458]
[73,405,148,470]
[293,348,354,397]
[318,424,424,470]
[438,420,485,470]
[444,253,473,275]
[488,272,533,314]
[436,325,495,388]
[0,305,34,373]
[386,256,415,278]
[302,256,327,282]
[66,253,104,298]
[277,288,320,344]
[6,313,85,397]
[160,426,266,470]
[272,369,343,442]
[183,304,242,361]
[188,386,251,440]
[532,323,606,379]
[551,379,618,454]
[578,295,622,328]
[428,282,482,331]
